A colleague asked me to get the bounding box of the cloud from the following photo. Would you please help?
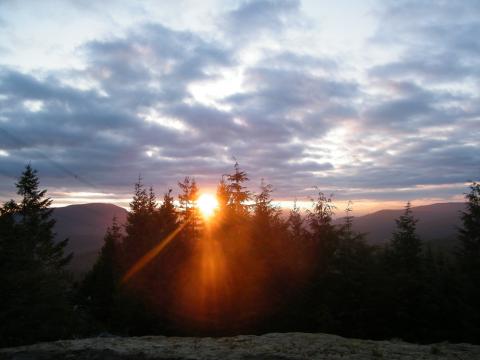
[221,0,303,43]
[0,1,479,208]
[361,80,471,131]
[370,0,480,84]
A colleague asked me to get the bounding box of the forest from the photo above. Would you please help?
[0,163,479,347]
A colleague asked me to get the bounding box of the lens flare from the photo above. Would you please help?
[121,222,186,284]
[197,193,218,218]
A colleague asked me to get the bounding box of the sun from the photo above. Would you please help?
[197,193,219,218]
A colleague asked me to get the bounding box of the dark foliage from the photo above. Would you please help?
[0,165,74,347]
[1,164,479,347]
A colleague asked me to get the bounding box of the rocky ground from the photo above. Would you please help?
[1,332,479,360]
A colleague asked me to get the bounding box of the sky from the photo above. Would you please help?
[0,0,479,215]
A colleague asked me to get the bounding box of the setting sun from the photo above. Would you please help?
[197,193,218,218]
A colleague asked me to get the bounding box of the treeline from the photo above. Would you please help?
[1,163,479,347]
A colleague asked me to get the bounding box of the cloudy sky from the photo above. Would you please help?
[0,0,479,214]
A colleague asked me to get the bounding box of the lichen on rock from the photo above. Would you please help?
[1,333,479,360]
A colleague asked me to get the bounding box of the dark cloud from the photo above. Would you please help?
[226,65,359,143]
[0,1,479,206]
[370,0,480,83]
[363,82,442,130]
[83,23,233,104]
[221,0,302,42]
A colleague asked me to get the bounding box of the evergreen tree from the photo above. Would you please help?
[388,202,422,272]
[253,179,280,227]
[327,202,377,338]
[342,201,354,241]
[0,165,74,346]
[157,189,178,234]
[458,181,480,277]
[457,181,480,341]
[287,200,305,242]
[0,200,19,264]
[383,202,425,340]
[216,176,231,221]
[16,164,72,269]
[304,191,339,331]
[178,176,200,239]
[251,179,284,250]
[307,191,338,273]
[123,176,157,266]
[227,161,251,217]
[80,218,122,329]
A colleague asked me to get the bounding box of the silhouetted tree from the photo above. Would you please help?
[457,181,480,341]
[382,202,426,340]
[287,200,305,242]
[253,180,280,228]
[178,176,200,240]
[216,176,231,223]
[388,202,423,272]
[80,217,122,329]
[304,191,339,331]
[227,161,251,217]
[123,176,158,265]
[0,165,74,346]
[308,191,338,273]
[116,177,162,335]
[458,181,480,278]
[314,200,378,338]
[4,163,480,345]
[157,189,178,234]
[342,201,354,240]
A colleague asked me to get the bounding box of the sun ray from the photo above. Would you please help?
[121,222,186,284]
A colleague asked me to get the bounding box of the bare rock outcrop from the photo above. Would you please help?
[1,332,479,360]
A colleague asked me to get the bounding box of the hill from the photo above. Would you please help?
[52,203,128,274]
[53,202,465,274]
[336,202,465,247]
[1,333,479,359]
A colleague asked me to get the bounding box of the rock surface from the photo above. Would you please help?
[1,333,479,360]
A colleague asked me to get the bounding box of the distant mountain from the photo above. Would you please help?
[336,202,465,247]
[52,203,128,274]
[55,201,466,275]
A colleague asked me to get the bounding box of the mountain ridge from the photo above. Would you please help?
[334,202,465,246]
[53,201,465,274]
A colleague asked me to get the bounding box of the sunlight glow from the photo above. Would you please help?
[197,193,218,218]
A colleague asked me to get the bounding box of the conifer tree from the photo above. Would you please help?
[307,191,338,271]
[253,179,279,226]
[342,201,354,241]
[252,179,284,248]
[216,176,231,219]
[178,176,200,239]
[115,178,166,335]
[227,161,251,217]
[123,176,157,265]
[457,181,480,340]
[389,202,422,272]
[157,189,178,234]
[16,164,72,269]
[383,202,425,340]
[327,201,377,338]
[458,181,480,276]
[80,218,122,328]
[0,200,19,262]
[287,200,305,242]
[0,165,73,346]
